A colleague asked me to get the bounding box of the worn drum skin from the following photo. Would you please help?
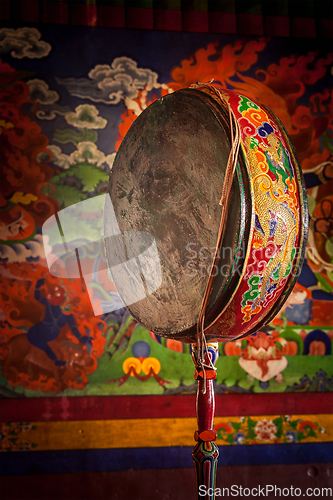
[104,85,308,343]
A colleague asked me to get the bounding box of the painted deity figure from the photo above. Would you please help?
[27,279,92,366]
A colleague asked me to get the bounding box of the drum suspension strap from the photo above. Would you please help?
[190,82,241,393]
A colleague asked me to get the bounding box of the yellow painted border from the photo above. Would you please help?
[1,414,332,452]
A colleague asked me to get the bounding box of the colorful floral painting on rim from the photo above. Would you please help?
[204,88,306,341]
[214,416,326,445]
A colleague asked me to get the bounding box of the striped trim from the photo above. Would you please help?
[2,393,332,422]
[2,443,333,476]
[0,0,331,37]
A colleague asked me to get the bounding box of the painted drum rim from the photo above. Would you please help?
[201,87,308,342]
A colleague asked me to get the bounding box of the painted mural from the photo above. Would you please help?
[0,25,332,396]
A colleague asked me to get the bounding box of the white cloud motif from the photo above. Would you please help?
[69,142,108,167]
[0,234,47,263]
[65,104,107,129]
[0,27,51,59]
[47,145,71,169]
[57,56,169,106]
[46,144,115,171]
[27,79,71,120]
[28,79,59,104]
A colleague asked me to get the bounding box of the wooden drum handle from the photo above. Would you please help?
[192,342,219,500]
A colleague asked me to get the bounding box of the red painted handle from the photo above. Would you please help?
[196,378,215,433]
[192,342,219,500]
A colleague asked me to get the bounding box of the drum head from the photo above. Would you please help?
[104,89,250,341]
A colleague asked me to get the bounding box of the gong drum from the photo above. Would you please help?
[104,85,308,343]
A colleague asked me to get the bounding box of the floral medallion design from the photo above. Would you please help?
[214,415,325,445]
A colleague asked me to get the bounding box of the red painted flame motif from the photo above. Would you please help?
[117,39,333,173]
